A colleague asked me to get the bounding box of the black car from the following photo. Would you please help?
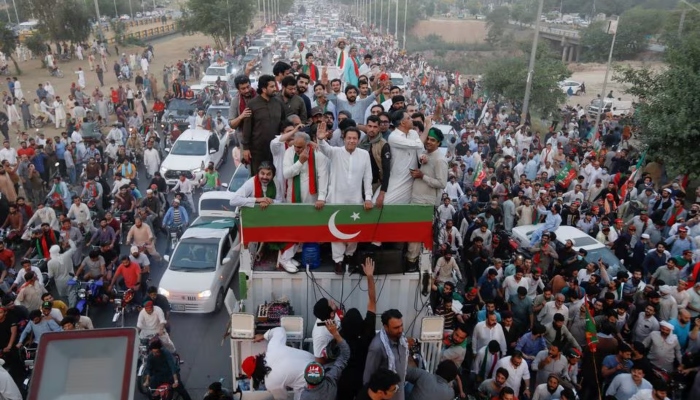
[163,98,198,130]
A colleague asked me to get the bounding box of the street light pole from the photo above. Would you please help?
[387,0,390,35]
[226,0,232,47]
[129,0,133,18]
[10,0,19,24]
[394,0,398,38]
[379,0,383,33]
[113,0,118,18]
[593,17,619,133]
[3,0,11,24]
[93,0,104,41]
[402,0,407,49]
[520,0,545,123]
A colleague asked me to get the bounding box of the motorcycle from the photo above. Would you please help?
[21,345,38,393]
[138,335,184,397]
[111,287,139,327]
[167,225,183,252]
[67,277,104,316]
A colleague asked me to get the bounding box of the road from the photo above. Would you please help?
[84,56,274,397]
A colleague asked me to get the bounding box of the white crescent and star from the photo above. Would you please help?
[328,211,361,240]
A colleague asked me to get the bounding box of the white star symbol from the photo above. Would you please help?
[351,212,360,221]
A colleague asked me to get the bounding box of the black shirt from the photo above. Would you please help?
[354,384,372,400]
[337,310,376,400]
[0,317,16,348]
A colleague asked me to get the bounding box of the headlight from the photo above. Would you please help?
[158,288,170,298]
[197,290,212,299]
[160,166,168,174]
[192,168,202,174]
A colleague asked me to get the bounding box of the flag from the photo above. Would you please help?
[555,163,577,189]
[240,204,435,248]
[618,150,646,205]
[473,160,487,187]
[584,304,599,353]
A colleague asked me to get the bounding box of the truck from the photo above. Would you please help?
[586,97,634,118]
[222,196,436,399]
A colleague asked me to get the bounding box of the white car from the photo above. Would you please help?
[510,225,624,275]
[201,63,235,86]
[158,194,240,313]
[559,80,583,95]
[160,128,228,186]
[247,46,263,57]
[390,73,406,91]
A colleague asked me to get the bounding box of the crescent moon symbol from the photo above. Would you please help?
[328,211,361,240]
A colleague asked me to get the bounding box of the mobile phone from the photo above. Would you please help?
[316,322,326,326]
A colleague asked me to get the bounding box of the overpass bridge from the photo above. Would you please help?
[510,21,582,62]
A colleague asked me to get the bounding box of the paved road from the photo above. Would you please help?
[83,55,274,397]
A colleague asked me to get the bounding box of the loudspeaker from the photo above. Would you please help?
[355,243,407,275]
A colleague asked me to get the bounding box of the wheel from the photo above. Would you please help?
[56,71,64,78]
[213,289,224,313]
[575,90,581,95]
[32,118,44,129]
[136,361,149,394]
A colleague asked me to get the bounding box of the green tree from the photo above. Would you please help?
[24,32,49,67]
[0,23,20,75]
[511,0,538,25]
[481,45,570,118]
[614,33,700,177]
[20,0,91,43]
[180,0,255,48]
[486,6,510,46]
[465,0,482,15]
[580,9,666,62]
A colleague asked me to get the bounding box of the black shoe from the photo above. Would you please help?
[334,262,343,276]
[406,260,419,273]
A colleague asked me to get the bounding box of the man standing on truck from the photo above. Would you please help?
[316,124,373,275]
[406,127,449,272]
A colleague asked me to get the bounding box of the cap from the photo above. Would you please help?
[679,226,688,232]
[241,356,256,377]
[146,189,153,194]
[566,348,582,358]
[42,301,52,309]
[664,188,673,193]
[173,198,180,204]
[641,233,650,239]
[660,321,674,331]
[310,106,323,116]
[130,246,139,254]
[304,361,325,385]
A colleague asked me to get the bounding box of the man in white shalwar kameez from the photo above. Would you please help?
[143,143,161,179]
[379,110,426,204]
[317,125,373,275]
[280,131,329,272]
[140,57,149,75]
[270,122,298,194]
[74,68,86,89]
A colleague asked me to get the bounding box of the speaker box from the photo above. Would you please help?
[355,243,407,275]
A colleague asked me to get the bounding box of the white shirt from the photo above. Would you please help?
[136,306,167,337]
[471,321,507,356]
[270,136,287,194]
[67,203,92,227]
[172,178,195,194]
[263,327,316,400]
[318,140,373,204]
[0,148,18,165]
[629,389,669,400]
[228,176,284,208]
[495,356,531,394]
[71,130,83,144]
[0,365,22,400]
[311,315,340,357]
[538,301,569,325]
[502,275,530,300]
[381,129,423,204]
[111,178,131,195]
[282,146,329,203]
[13,266,44,287]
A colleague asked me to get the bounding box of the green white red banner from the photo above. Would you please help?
[240,204,435,248]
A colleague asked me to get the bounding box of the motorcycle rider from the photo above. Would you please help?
[46,176,71,210]
[171,173,195,214]
[137,301,176,352]
[22,203,58,240]
[200,162,221,192]
[58,218,83,267]
[113,185,136,221]
[23,222,59,260]
[10,258,43,292]
[75,249,106,281]
[127,217,161,263]
[67,196,95,235]
[162,198,189,246]
[139,189,162,228]
[81,177,104,214]
[108,255,142,304]
[142,339,192,400]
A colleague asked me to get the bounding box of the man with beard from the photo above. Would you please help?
[406,128,448,271]
[358,116,391,200]
[531,373,564,400]
[242,75,285,174]
[296,73,312,116]
[227,75,254,131]
[643,321,682,373]
[279,76,307,123]
[560,201,581,227]
[330,80,386,127]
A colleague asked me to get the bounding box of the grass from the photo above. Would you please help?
[406,34,492,53]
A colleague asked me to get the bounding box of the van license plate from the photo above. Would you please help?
[171,304,185,311]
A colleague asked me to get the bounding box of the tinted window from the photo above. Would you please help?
[169,240,219,271]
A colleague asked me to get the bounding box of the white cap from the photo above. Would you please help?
[130,246,139,254]
[641,233,650,239]
[660,321,674,331]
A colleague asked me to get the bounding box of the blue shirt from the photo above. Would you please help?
[55,142,66,160]
[669,318,691,349]
[19,319,61,344]
[162,206,189,228]
[476,309,501,323]
[602,355,633,384]
[515,332,547,362]
[477,276,501,301]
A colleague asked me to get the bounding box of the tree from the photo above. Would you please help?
[485,6,510,46]
[0,23,20,75]
[465,0,482,15]
[481,45,570,118]
[24,32,49,67]
[511,0,538,25]
[180,0,255,49]
[580,8,666,62]
[614,33,700,177]
[19,0,91,43]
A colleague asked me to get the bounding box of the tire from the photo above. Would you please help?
[56,71,64,78]
[136,366,148,394]
[32,118,44,129]
[575,90,581,96]
[213,289,224,314]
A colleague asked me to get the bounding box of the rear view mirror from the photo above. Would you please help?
[209,148,217,154]
[163,255,170,262]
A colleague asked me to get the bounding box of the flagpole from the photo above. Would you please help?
[591,352,603,400]
[593,16,619,140]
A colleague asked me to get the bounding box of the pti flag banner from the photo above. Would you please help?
[473,160,487,187]
[240,204,435,248]
[618,150,646,205]
[584,304,599,352]
[555,163,577,189]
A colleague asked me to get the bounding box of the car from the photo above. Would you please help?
[251,39,267,49]
[390,73,406,90]
[206,103,234,144]
[162,98,198,130]
[510,224,625,276]
[431,123,459,160]
[241,54,259,68]
[559,80,583,95]
[200,63,236,86]
[119,14,131,20]
[160,128,228,186]
[158,199,240,313]
[246,46,263,57]
[228,163,252,193]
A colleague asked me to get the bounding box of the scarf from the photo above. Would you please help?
[479,350,499,380]
[121,163,133,177]
[360,134,382,151]
[39,230,56,259]
[303,63,318,81]
[378,328,408,377]
[690,261,700,285]
[667,206,684,226]
[336,50,345,69]
[253,175,275,199]
[350,56,360,77]
[292,146,317,203]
